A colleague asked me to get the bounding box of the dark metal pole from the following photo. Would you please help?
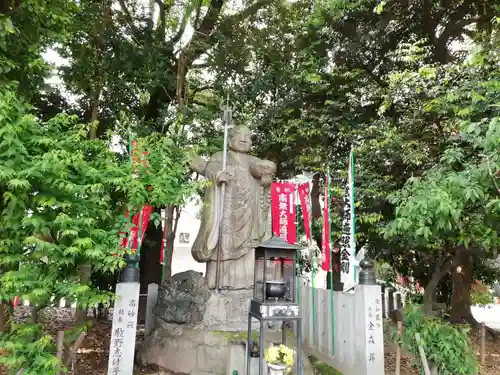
[246,315,252,375]
[259,319,264,375]
[120,253,140,283]
[358,258,376,285]
[297,320,302,375]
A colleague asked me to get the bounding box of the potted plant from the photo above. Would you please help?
[264,344,294,375]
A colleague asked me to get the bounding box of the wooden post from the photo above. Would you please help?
[480,322,486,364]
[64,331,87,372]
[415,333,431,375]
[56,331,65,375]
[395,321,402,375]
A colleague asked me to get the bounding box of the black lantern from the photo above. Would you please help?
[247,236,302,375]
[253,236,299,304]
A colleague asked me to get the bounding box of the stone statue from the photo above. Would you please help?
[190,125,276,289]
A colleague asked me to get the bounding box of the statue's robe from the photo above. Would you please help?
[191,150,271,289]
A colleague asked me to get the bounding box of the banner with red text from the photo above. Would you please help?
[120,204,153,252]
[297,183,312,241]
[271,182,297,244]
[340,148,357,290]
[321,175,331,271]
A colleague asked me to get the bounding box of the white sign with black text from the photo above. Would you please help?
[107,282,140,375]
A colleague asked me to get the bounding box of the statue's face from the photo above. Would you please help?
[229,126,252,153]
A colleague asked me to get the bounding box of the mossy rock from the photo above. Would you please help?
[309,355,343,375]
[211,329,260,343]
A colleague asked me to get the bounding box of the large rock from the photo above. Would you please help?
[139,287,255,375]
[138,321,314,375]
[137,322,235,375]
[154,270,211,325]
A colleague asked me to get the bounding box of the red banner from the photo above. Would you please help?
[117,139,154,255]
[297,183,312,241]
[321,176,331,271]
[160,207,168,264]
[271,182,297,244]
[120,204,153,252]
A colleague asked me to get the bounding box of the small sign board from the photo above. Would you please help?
[107,282,140,375]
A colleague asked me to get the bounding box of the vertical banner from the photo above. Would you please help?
[340,148,357,290]
[271,181,297,244]
[130,204,153,251]
[321,175,331,271]
[297,183,312,241]
[121,205,153,252]
[160,207,168,265]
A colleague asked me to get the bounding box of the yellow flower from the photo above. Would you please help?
[265,345,295,369]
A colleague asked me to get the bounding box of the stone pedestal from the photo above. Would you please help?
[138,271,253,374]
[138,287,255,375]
[138,271,313,375]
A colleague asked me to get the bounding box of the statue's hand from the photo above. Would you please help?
[216,170,232,185]
[261,174,272,188]
[190,155,207,174]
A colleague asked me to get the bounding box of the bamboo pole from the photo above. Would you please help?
[480,322,486,364]
[415,333,431,375]
[395,321,402,375]
[55,331,65,375]
[64,331,87,369]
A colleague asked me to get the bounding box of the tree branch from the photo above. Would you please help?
[183,0,225,63]
[191,85,214,96]
[193,0,203,29]
[439,16,484,42]
[169,1,200,45]
[117,0,140,39]
[185,0,273,64]
[223,0,272,26]
[155,0,166,41]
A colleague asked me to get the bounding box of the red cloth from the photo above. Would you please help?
[321,176,331,271]
[271,182,297,244]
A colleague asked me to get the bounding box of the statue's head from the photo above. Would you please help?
[228,125,252,153]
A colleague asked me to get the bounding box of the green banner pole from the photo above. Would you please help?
[350,147,356,282]
[161,207,168,281]
[310,183,315,346]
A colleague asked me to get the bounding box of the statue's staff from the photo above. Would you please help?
[215,93,233,293]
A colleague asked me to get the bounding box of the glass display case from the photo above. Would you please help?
[253,236,299,304]
[248,236,303,375]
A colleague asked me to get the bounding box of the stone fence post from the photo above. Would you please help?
[107,254,141,375]
[145,283,158,336]
[354,259,385,375]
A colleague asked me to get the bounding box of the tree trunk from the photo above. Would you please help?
[326,252,343,291]
[310,173,321,220]
[76,263,92,325]
[76,84,101,326]
[139,216,162,292]
[163,205,180,281]
[450,251,473,323]
[423,267,443,315]
[0,302,10,332]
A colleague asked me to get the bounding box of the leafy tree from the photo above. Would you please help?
[384,45,500,318]
[0,0,77,99]
[0,84,198,371]
[54,0,274,282]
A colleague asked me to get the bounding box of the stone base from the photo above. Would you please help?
[139,289,314,375]
[138,322,238,375]
[137,322,314,375]
[138,289,253,374]
[198,289,254,331]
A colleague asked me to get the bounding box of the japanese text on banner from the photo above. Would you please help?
[321,175,331,271]
[340,150,356,289]
[297,183,311,241]
[271,182,297,244]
